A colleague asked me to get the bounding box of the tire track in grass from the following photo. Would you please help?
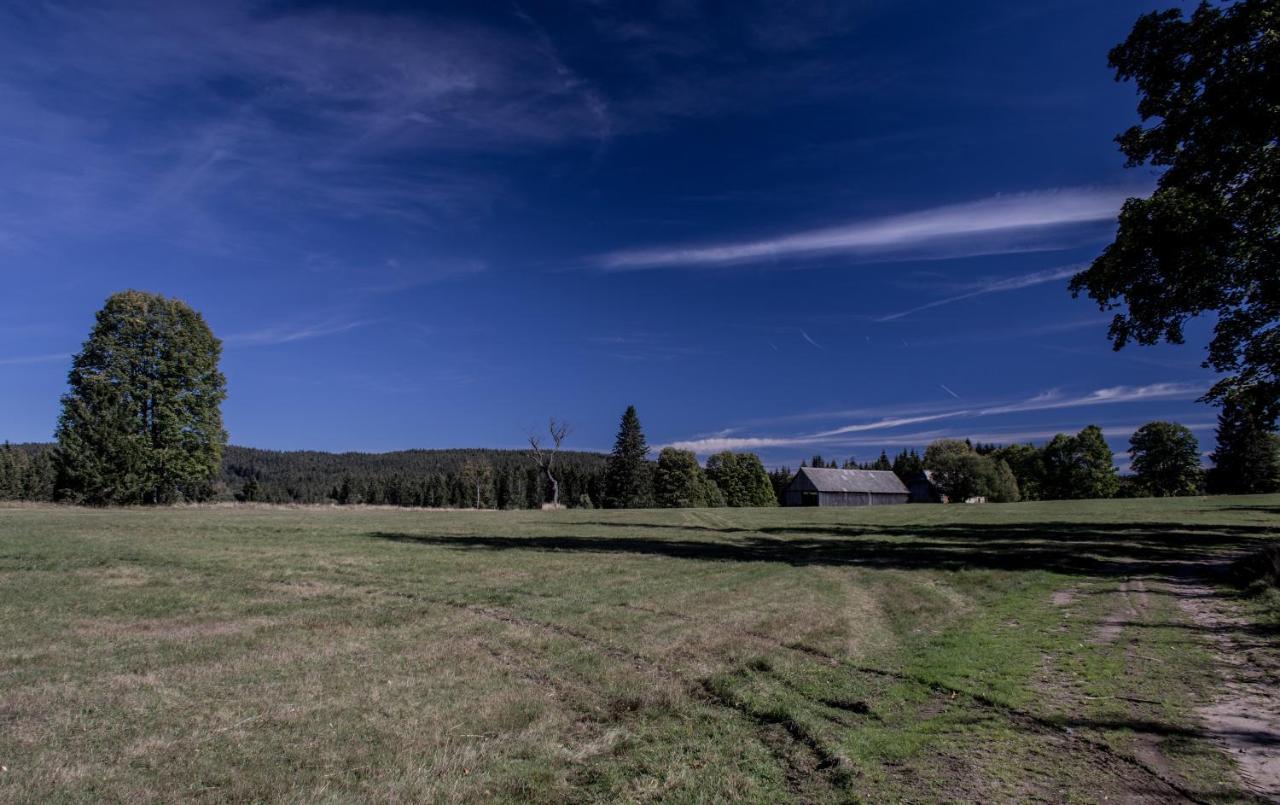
[781,639,1210,803]
[348,582,846,800]
[333,575,1212,801]
[491,581,1198,800]
[568,582,1199,799]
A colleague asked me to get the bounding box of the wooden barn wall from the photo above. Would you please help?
[816,492,908,507]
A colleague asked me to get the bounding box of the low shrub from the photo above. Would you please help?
[1231,544,1280,593]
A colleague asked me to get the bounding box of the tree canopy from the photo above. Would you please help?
[705,452,777,507]
[1129,421,1202,497]
[1040,425,1120,501]
[654,448,718,508]
[922,439,1020,503]
[55,291,227,504]
[1070,0,1279,423]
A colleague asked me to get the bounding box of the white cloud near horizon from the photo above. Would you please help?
[662,382,1203,453]
[597,187,1133,270]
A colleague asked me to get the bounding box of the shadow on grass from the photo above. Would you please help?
[370,518,1277,580]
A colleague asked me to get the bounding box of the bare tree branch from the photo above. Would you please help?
[528,418,571,507]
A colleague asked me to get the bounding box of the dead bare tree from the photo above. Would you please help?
[528,418,571,508]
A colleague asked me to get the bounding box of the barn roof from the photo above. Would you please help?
[790,467,909,495]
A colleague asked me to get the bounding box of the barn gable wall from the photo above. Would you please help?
[782,467,909,507]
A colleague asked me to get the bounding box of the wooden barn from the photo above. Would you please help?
[783,467,909,507]
[907,470,946,503]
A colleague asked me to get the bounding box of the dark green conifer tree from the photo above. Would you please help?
[1206,400,1280,494]
[603,405,653,508]
[768,466,793,505]
[891,449,924,483]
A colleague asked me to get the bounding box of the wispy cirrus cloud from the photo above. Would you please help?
[976,382,1201,415]
[0,3,613,254]
[876,265,1081,321]
[596,187,1132,270]
[662,382,1203,453]
[222,319,373,348]
[0,352,70,367]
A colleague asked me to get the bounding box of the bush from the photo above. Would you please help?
[1231,544,1280,593]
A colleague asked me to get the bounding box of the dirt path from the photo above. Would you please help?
[1172,578,1280,800]
[1093,577,1151,645]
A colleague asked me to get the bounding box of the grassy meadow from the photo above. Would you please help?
[2,496,1278,802]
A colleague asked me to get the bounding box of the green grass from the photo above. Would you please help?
[1,496,1277,802]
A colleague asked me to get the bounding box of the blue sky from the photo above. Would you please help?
[0,0,1217,469]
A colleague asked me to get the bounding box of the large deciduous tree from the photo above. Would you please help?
[1129,421,1203,497]
[1041,425,1120,500]
[55,291,227,505]
[654,448,717,508]
[922,439,1020,503]
[991,443,1046,501]
[1070,0,1279,423]
[603,405,653,508]
[706,451,779,507]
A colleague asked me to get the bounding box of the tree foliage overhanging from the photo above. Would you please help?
[1071,0,1280,423]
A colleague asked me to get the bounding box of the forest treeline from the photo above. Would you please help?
[0,442,609,509]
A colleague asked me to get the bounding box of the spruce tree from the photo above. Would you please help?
[768,466,794,505]
[55,291,227,505]
[1207,400,1280,494]
[892,449,924,483]
[603,405,653,508]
